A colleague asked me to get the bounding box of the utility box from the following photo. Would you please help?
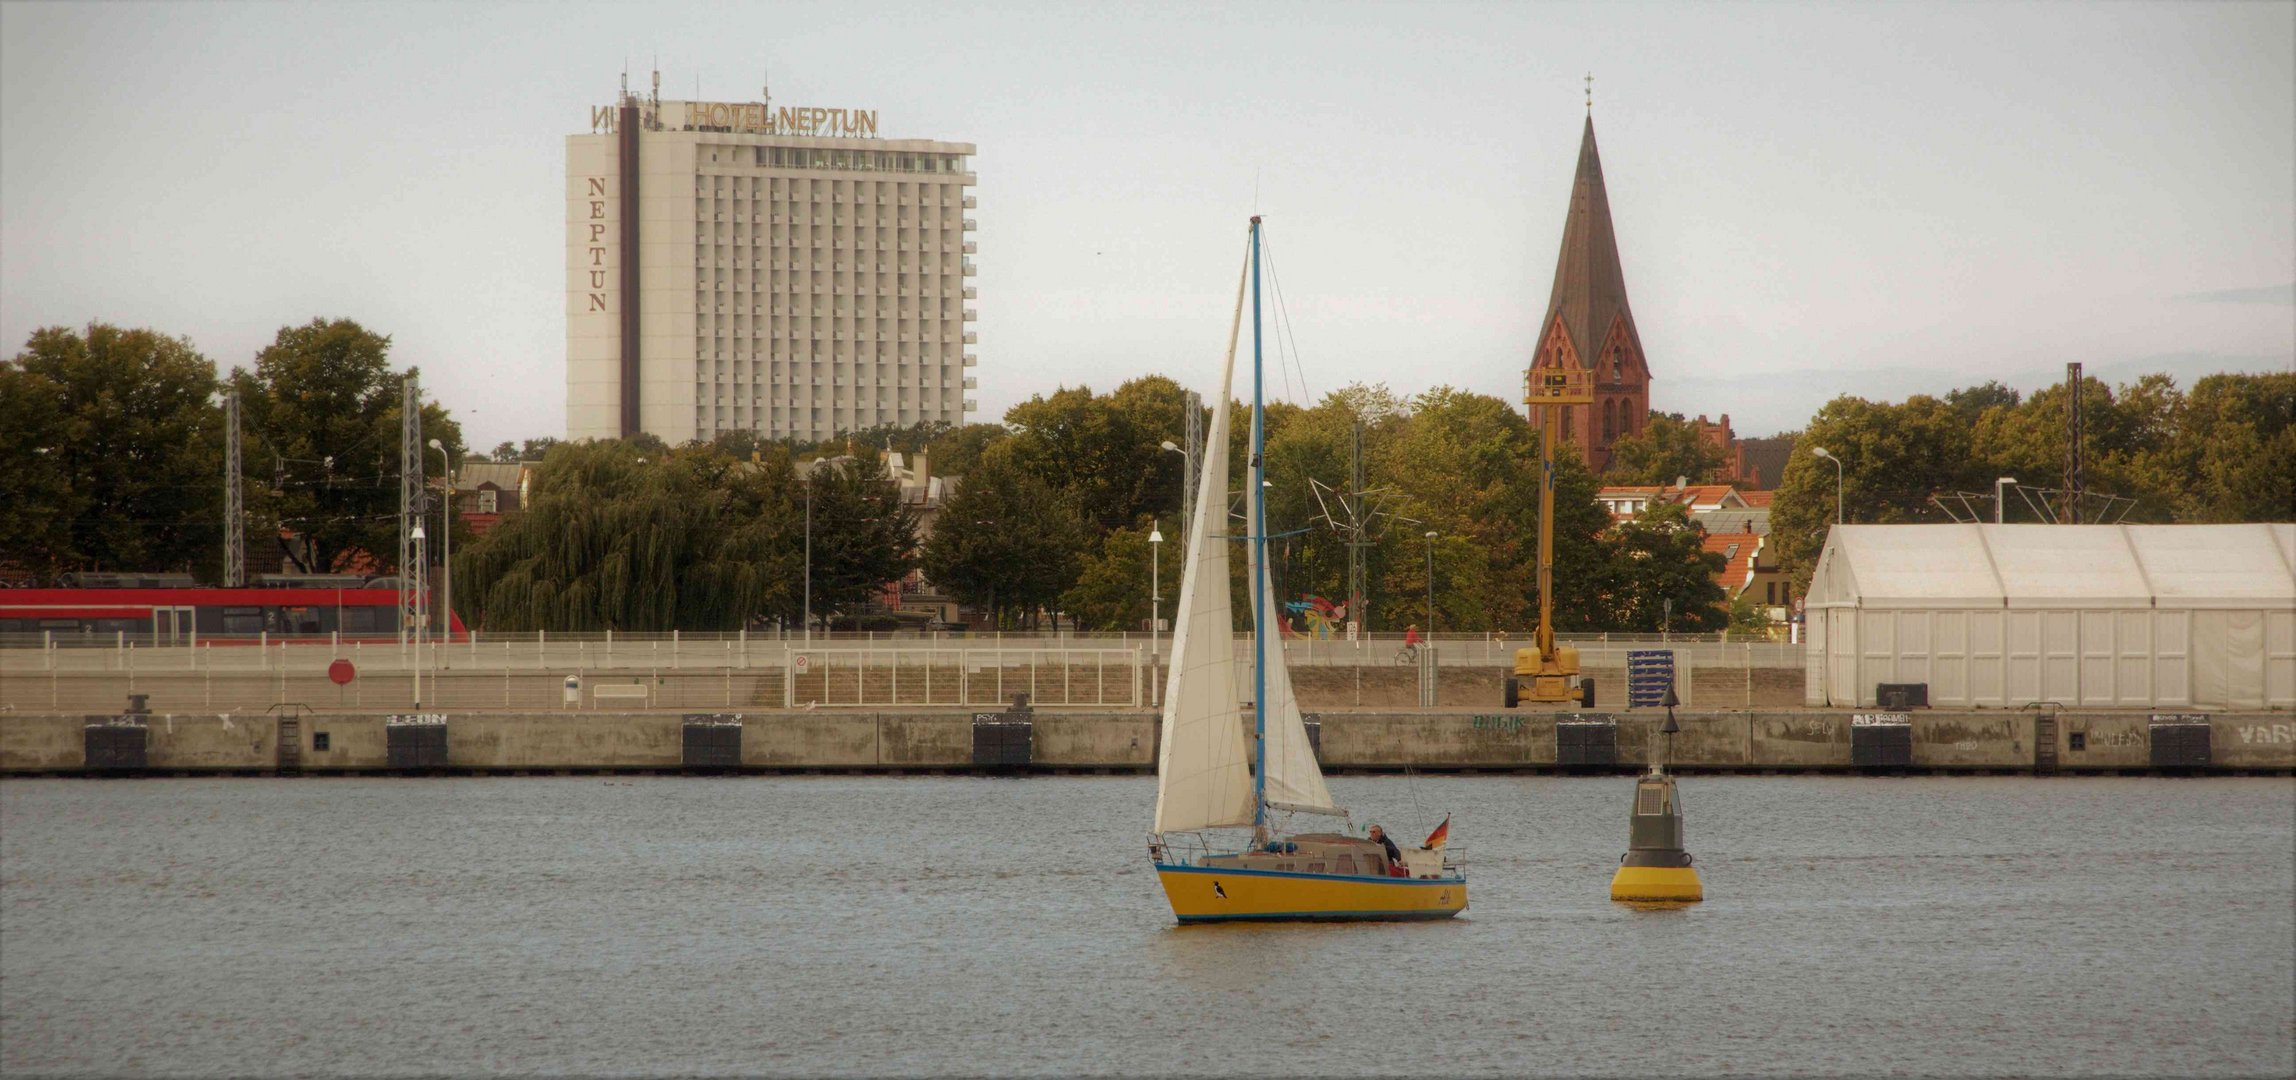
[385,715,449,770]
[1556,716,1618,770]
[1851,714,1914,769]
[83,721,149,771]
[563,675,581,706]
[2148,716,2212,771]
[1876,683,1930,709]
[682,714,744,770]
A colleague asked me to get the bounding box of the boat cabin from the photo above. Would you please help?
[1197,833,1447,879]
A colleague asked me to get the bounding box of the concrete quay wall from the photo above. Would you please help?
[3,709,2288,775]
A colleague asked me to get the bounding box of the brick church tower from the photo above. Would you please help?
[1529,114,1650,472]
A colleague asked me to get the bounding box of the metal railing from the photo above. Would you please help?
[0,629,1804,673]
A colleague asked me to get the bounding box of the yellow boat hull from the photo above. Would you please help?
[1610,864,1703,902]
[1156,864,1467,923]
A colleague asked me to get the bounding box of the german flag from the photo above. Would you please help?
[1422,814,1450,850]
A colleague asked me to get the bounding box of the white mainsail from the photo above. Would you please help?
[1152,253,1254,835]
[1246,376,1339,817]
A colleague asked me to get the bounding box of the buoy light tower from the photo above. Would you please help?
[1610,687,1704,902]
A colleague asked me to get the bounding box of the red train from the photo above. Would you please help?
[0,573,467,641]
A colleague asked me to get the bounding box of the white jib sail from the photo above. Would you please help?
[1247,380,1339,817]
[1152,249,1255,836]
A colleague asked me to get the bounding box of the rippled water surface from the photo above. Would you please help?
[3,774,2291,1078]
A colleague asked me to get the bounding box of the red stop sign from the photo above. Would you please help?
[328,658,356,685]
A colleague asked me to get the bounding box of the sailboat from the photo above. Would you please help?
[1148,217,1467,924]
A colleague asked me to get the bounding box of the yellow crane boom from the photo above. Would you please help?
[1510,366,1594,707]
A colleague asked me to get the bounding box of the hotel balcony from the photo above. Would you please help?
[963,398,978,411]
[963,332,977,345]
[963,286,976,299]
[962,241,977,254]
[962,260,977,277]
[963,196,977,209]
[962,218,977,231]
[962,310,977,322]
[963,353,977,367]
[963,377,977,390]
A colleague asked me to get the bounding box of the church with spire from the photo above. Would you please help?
[1529,108,1651,473]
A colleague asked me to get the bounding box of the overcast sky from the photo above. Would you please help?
[3,1,2290,447]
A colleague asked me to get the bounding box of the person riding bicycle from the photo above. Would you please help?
[1403,624,1422,649]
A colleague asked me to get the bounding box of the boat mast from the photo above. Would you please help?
[1249,215,1268,830]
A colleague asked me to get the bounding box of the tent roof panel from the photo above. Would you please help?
[2125,523,2296,608]
[1809,524,2296,611]
[1821,525,2004,608]
[1982,525,2151,607]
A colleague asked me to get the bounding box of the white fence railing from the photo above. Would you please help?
[0,630,1803,676]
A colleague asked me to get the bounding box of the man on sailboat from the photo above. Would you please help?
[1368,825,1402,870]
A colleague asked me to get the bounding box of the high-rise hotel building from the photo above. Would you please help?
[567,77,979,443]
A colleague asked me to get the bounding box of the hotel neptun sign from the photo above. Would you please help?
[590,101,882,138]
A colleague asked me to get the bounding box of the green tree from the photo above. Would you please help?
[2165,372,2296,522]
[230,319,462,577]
[921,444,1088,628]
[922,422,1009,479]
[1946,380,2022,423]
[1370,387,1541,629]
[1604,502,1728,633]
[1771,393,1977,593]
[0,357,75,572]
[1,324,222,578]
[1969,373,2178,521]
[481,436,560,462]
[1602,412,1724,486]
[1727,593,1774,636]
[800,457,923,630]
[451,440,801,631]
[1002,385,1168,532]
[815,420,952,458]
[1060,517,1162,631]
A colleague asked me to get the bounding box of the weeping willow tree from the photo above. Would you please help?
[453,440,805,632]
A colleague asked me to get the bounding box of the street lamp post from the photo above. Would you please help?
[426,439,451,654]
[1149,519,1164,706]
[803,474,814,644]
[1161,440,1191,542]
[1812,447,1845,525]
[1995,477,2019,524]
[1423,531,1439,639]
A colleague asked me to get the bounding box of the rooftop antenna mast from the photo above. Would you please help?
[1181,389,1203,541]
[398,375,424,649]
[2062,362,2084,525]
[223,388,243,586]
[1306,418,1409,636]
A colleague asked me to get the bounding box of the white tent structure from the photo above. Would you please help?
[1804,524,2296,709]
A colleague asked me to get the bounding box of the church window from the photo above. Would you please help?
[1602,400,1617,442]
[1561,408,1574,441]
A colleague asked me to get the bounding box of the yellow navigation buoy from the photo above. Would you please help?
[1611,695,1703,902]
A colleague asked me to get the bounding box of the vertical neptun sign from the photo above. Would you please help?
[581,174,611,314]
[573,103,634,436]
